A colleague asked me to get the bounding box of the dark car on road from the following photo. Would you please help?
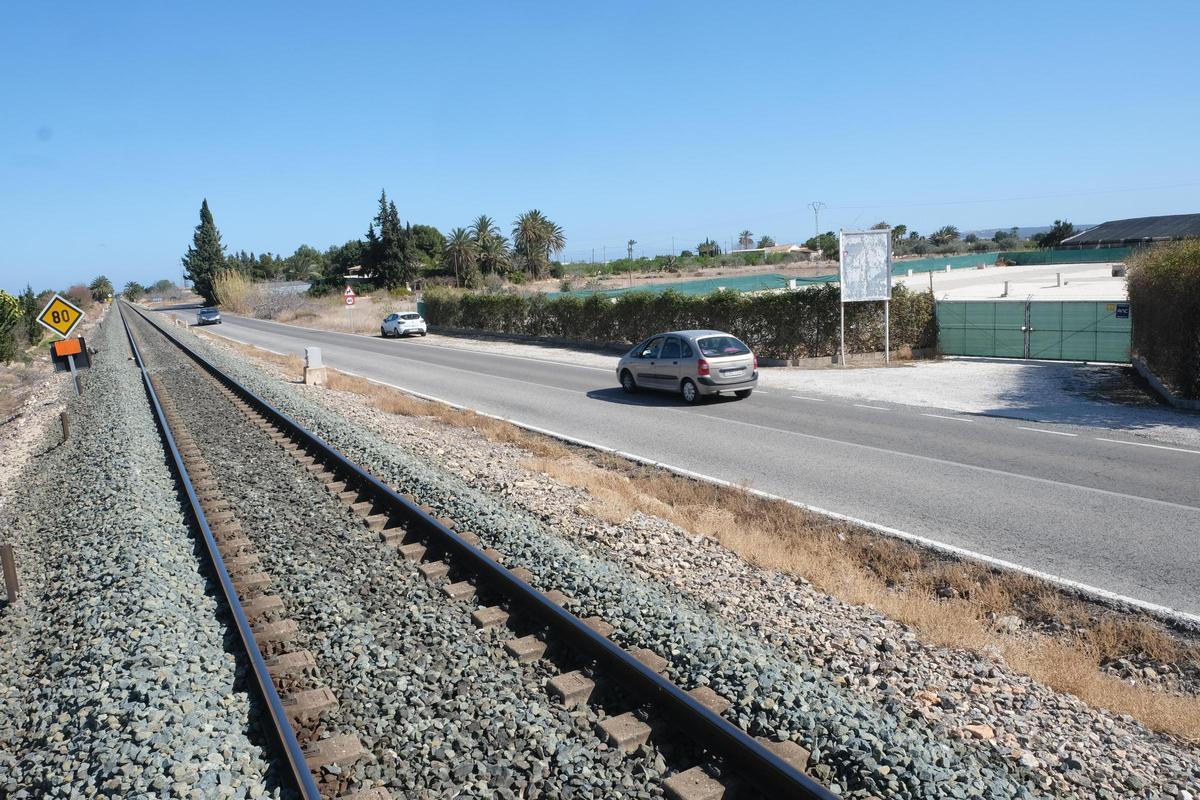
[196,307,222,325]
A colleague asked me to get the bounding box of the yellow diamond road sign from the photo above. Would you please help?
[37,294,86,338]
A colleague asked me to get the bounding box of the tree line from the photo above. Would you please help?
[181,193,568,304]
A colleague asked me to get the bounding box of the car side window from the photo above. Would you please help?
[638,337,664,358]
[385,314,398,321]
[661,338,681,359]
[679,340,693,358]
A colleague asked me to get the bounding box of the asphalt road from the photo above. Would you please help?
[165,310,1200,615]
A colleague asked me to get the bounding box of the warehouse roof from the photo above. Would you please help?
[1061,213,1200,246]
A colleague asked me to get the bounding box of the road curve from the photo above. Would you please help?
[162,310,1200,615]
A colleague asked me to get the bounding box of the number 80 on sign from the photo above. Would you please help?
[37,294,86,337]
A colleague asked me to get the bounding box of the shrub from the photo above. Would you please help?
[211,269,261,314]
[1127,239,1200,399]
[423,284,935,359]
[549,262,565,279]
[0,290,20,364]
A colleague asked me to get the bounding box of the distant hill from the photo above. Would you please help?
[967,224,1097,240]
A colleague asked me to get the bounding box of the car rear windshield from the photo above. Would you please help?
[697,336,750,357]
[400,313,421,320]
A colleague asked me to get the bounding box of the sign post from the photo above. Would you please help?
[838,229,893,366]
[37,294,88,394]
[344,285,356,331]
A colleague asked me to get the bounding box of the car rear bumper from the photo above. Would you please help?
[696,372,757,394]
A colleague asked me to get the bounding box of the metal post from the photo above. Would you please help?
[884,300,890,364]
[839,301,846,367]
[67,354,81,395]
[60,411,70,442]
[1,543,17,604]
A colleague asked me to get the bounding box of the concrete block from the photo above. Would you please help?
[663,767,727,800]
[504,634,546,663]
[265,650,316,678]
[544,589,572,606]
[302,733,363,769]
[441,580,476,601]
[687,686,732,715]
[583,616,614,638]
[548,670,595,708]
[756,737,811,770]
[631,648,668,674]
[240,594,284,620]
[596,712,652,753]
[472,606,510,629]
[510,566,534,583]
[398,543,427,562]
[418,560,450,582]
[282,686,337,722]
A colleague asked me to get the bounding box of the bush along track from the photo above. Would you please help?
[0,311,278,798]
[126,309,1065,799]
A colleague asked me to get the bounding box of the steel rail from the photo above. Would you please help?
[118,303,323,800]
[125,302,836,800]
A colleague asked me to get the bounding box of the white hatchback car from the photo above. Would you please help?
[381,312,427,338]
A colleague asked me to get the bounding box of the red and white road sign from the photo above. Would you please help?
[344,286,356,306]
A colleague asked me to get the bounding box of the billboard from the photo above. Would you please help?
[839,229,892,302]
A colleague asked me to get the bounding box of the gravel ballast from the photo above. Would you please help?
[0,314,277,798]
[130,311,683,799]
[123,314,1079,798]
[182,314,1200,800]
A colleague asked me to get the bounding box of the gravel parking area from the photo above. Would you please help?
[175,319,1200,800]
[133,319,1069,798]
[0,315,276,798]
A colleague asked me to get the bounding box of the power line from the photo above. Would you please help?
[825,180,1200,211]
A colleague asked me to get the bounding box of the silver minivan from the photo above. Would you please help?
[617,330,757,402]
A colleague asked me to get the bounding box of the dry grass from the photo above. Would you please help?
[273,293,414,336]
[206,331,1200,741]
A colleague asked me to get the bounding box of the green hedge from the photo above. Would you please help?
[1128,239,1200,399]
[424,284,935,361]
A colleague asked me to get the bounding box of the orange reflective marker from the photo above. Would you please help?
[53,338,82,357]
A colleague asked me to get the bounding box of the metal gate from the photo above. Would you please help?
[936,300,1131,362]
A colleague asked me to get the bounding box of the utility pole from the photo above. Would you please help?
[809,201,826,236]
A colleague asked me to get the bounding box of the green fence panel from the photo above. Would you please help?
[937,300,1130,362]
[994,303,1026,357]
[998,247,1134,265]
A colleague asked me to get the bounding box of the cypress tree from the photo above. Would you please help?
[365,191,416,289]
[181,199,226,304]
[19,284,39,343]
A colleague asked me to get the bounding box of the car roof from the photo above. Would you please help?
[651,329,729,339]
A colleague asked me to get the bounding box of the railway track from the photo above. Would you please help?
[120,300,834,799]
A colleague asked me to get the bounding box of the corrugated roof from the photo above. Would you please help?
[1061,214,1200,246]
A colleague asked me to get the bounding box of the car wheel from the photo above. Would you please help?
[735,389,753,399]
[380,328,389,338]
[680,379,700,403]
[419,331,427,336]
[619,370,637,393]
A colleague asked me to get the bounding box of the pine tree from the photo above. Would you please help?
[365,191,416,289]
[182,199,226,304]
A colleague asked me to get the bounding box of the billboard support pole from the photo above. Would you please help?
[884,300,890,365]
[839,300,846,367]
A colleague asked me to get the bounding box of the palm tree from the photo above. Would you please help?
[512,210,565,278]
[626,239,636,260]
[478,234,510,274]
[738,230,754,250]
[930,225,961,246]
[443,227,478,287]
[469,214,501,247]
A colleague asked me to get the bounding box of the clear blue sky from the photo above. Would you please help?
[2,0,1198,293]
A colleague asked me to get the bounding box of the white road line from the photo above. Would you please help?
[853,404,889,411]
[791,396,825,402]
[685,411,1200,513]
[321,372,1200,627]
[922,413,971,422]
[1016,426,1078,437]
[1095,437,1200,455]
